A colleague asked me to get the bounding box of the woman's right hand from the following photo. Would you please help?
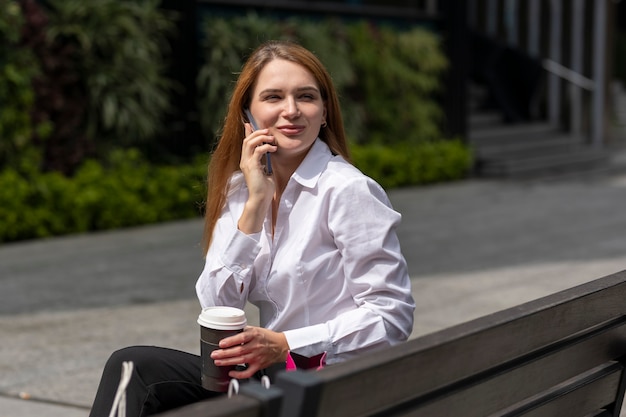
[211,326,290,380]
[237,123,276,234]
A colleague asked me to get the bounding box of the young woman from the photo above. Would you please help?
[89,40,414,417]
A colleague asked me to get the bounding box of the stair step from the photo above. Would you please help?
[469,122,560,145]
[468,112,503,129]
[474,134,582,158]
[478,148,609,178]
[467,111,611,178]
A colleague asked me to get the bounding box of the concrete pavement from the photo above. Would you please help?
[2,154,626,416]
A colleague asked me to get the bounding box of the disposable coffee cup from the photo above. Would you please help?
[198,306,247,392]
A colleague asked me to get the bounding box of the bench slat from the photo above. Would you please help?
[583,410,613,417]
[360,324,626,417]
[499,361,623,417]
[154,382,283,417]
[371,363,623,417]
[153,395,261,417]
[276,270,626,417]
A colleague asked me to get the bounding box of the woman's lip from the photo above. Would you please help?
[277,126,305,135]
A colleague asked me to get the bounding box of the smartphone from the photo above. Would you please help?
[244,108,272,175]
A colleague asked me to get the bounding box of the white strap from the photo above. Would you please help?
[227,375,270,399]
[108,361,134,417]
[227,379,240,398]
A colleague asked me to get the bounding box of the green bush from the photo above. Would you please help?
[0,150,207,243]
[352,140,473,189]
[0,139,472,242]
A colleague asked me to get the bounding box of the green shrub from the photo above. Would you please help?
[351,140,473,189]
[0,150,207,243]
[0,139,472,242]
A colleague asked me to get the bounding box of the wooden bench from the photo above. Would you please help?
[158,269,626,417]
[155,383,284,417]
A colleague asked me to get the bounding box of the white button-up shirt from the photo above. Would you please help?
[196,139,415,364]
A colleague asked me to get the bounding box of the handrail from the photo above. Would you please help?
[542,59,595,91]
[468,0,610,147]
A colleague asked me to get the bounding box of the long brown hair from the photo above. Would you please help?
[202,40,350,255]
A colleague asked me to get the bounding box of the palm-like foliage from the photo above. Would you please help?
[46,0,176,146]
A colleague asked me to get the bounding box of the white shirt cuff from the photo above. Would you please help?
[283,323,330,355]
[221,230,261,275]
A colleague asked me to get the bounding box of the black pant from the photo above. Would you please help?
[89,346,220,417]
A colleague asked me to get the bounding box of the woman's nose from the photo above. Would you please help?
[283,97,300,118]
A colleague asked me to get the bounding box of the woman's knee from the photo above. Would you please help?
[104,346,201,386]
[106,346,157,367]
[102,345,164,382]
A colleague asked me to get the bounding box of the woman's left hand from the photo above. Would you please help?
[210,326,290,379]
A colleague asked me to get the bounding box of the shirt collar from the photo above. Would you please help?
[291,138,333,189]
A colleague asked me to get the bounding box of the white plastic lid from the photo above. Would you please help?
[197,306,247,330]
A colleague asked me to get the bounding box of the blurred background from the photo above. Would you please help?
[2,0,625,244]
[3,1,626,415]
